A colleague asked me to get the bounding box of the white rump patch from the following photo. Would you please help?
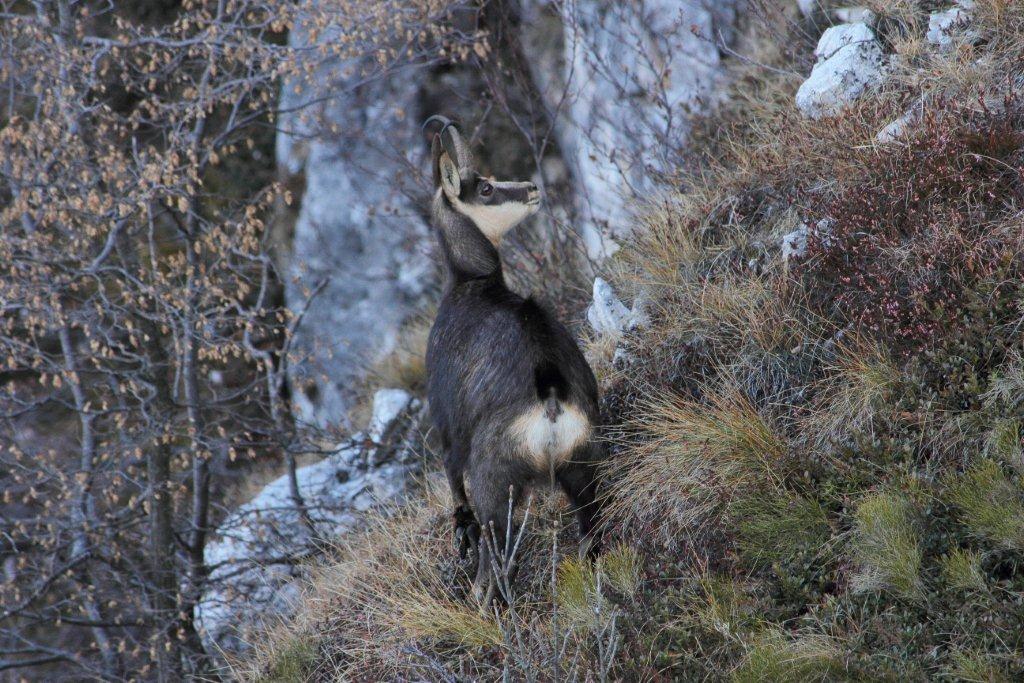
[509,402,591,472]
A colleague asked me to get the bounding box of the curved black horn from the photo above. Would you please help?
[423,115,472,172]
[422,114,453,132]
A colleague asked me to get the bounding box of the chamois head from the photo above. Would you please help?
[425,115,540,245]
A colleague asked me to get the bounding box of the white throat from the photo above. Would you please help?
[451,195,537,245]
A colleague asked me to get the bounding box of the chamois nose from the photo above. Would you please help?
[526,182,540,204]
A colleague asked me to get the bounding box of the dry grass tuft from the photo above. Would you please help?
[605,380,787,532]
[806,336,900,446]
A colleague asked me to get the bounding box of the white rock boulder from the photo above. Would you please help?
[796,23,887,119]
[833,7,877,26]
[876,100,924,143]
[814,22,875,61]
[195,445,411,657]
[797,0,818,18]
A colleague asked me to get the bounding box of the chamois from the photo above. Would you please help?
[423,116,603,602]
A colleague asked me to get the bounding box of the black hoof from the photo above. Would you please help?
[452,506,480,560]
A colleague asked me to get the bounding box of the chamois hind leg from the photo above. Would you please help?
[557,447,604,560]
[444,448,478,560]
[468,457,523,605]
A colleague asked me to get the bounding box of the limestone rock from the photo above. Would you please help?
[195,446,412,657]
[877,101,924,143]
[796,23,887,119]
[814,22,876,61]
[537,0,737,260]
[279,17,433,428]
[834,7,877,26]
[797,0,819,18]
[781,224,809,263]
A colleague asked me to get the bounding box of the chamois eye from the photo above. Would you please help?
[479,182,493,197]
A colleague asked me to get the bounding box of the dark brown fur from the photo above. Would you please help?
[423,118,604,601]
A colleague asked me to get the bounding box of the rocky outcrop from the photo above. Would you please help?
[587,277,647,369]
[535,0,737,260]
[277,18,434,428]
[796,23,887,119]
[196,390,422,657]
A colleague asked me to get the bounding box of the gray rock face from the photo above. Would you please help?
[549,0,737,260]
[587,277,647,341]
[196,390,420,657]
[279,21,433,428]
[368,388,414,445]
[796,23,887,119]
[587,277,633,338]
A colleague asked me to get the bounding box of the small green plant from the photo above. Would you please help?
[601,544,642,598]
[947,460,1024,552]
[683,574,760,639]
[733,628,842,683]
[556,545,638,633]
[556,556,600,631]
[258,635,318,683]
[939,547,987,593]
[984,418,1022,469]
[851,491,924,599]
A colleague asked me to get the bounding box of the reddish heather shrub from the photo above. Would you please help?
[796,94,1024,363]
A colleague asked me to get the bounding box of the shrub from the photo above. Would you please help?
[797,96,1024,359]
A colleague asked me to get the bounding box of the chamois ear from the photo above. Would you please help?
[438,152,461,199]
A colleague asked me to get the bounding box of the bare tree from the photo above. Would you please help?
[0,0,465,679]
